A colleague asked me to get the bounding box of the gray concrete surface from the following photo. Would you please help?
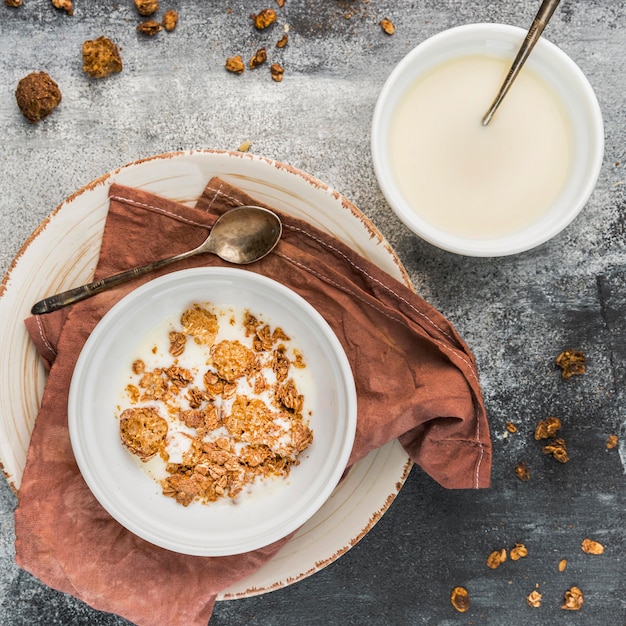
[1,1,625,624]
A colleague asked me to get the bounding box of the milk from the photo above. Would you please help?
[388,54,573,239]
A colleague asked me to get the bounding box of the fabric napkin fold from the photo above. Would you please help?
[16,177,492,626]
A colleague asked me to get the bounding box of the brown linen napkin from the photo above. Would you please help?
[16,178,492,626]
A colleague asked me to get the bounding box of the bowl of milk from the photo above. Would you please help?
[371,23,604,256]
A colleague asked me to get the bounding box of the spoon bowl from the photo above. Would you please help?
[31,205,282,314]
[198,205,282,264]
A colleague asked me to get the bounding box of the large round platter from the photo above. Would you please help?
[0,150,412,596]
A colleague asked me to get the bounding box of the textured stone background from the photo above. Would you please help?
[1,1,624,624]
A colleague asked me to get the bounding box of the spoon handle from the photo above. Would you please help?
[31,248,198,315]
[482,0,561,126]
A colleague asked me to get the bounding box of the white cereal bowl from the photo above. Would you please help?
[68,267,357,556]
[371,23,604,257]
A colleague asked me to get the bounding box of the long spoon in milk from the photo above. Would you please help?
[482,0,561,126]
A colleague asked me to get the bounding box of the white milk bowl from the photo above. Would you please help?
[371,23,604,257]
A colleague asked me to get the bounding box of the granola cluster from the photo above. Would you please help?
[132,0,179,36]
[51,0,72,15]
[14,71,62,123]
[556,349,586,380]
[508,349,623,485]
[485,543,528,570]
[220,4,397,85]
[450,537,605,613]
[450,586,470,613]
[10,1,179,121]
[452,348,616,614]
[10,1,393,120]
[118,304,313,507]
[535,416,569,463]
[81,36,123,79]
[225,6,287,82]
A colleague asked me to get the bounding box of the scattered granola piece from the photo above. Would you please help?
[211,340,256,382]
[515,460,531,481]
[558,558,567,572]
[137,19,162,35]
[556,349,586,380]
[606,434,618,449]
[542,438,569,463]
[119,406,168,461]
[273,326,289,341]
[486,548,507,569]
[251,8,277,30]
[450,586,470,613]
[249,47,268,69]
[169,331,186,357]
[510,543,528,560]
[51,0,73,15]
[561,586,584,611]
[275,0,285,6]
[126,384,140,403]
[380,18,395,35]
[134,0,158,16]
[581,538,604,555]
[505,422,518,433]
[270,63,284,82]
[162,9,178,32]
[276,378,304,413]
[179,405,220,436]
[82,36,123,78]
[226,55,245,74]
[276,33,289,48]
[237,140,252,152]
[138,369,170,402]
[181,306,219,347]
[165,366,193,388]
[272,345,291,381]
[534,416,561,440]
[5,0,23,7]
[223,395,311,459]
[15,72,62,123]
[253,325,274,351]
[526,590,542,608]
[187,387,210,409]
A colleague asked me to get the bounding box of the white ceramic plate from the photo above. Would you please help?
[68,268,358,557]
[0,150,412,596]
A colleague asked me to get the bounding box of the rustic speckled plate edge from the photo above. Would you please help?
[0,149,413,598]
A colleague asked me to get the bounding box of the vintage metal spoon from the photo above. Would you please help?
[482,0,561,126]
[31,205,282,315]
